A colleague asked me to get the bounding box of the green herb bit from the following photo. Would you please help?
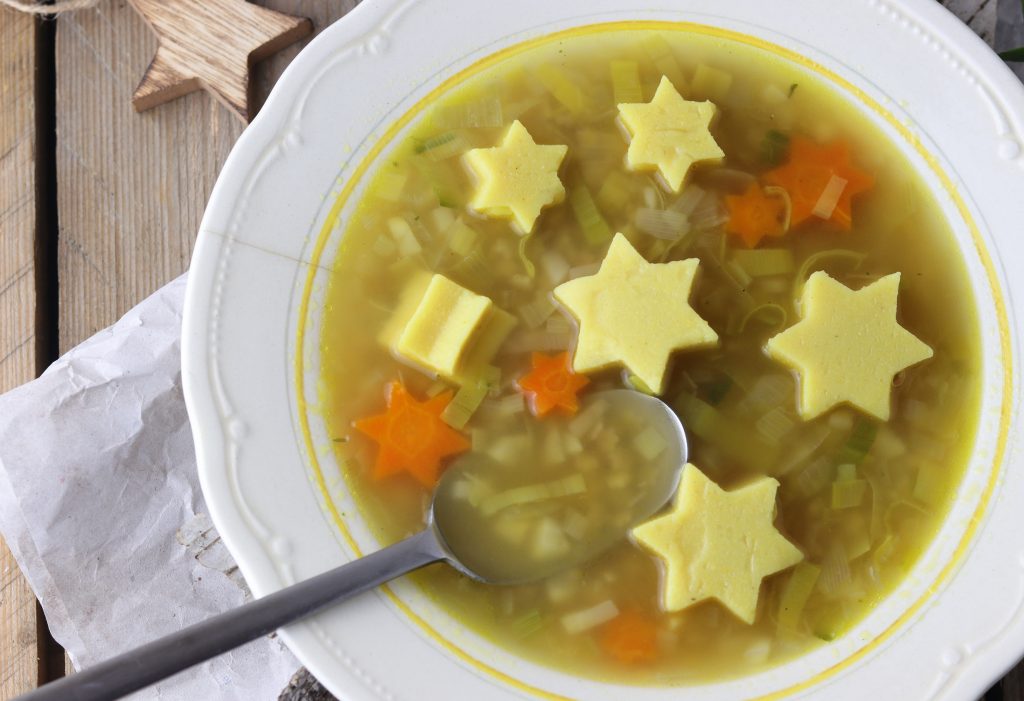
[788,83,799,97]
[761,129,790,166]
[569,184,613,246]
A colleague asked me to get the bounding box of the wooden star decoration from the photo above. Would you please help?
[128,0,313,122]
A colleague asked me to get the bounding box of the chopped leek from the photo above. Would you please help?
[539,250,570,284]
[441,380,490,429]
[446,219,478,257]
[691,64,733,102]
[834,417,877,466]
[731,248,795,277]
[518,292,556,328]
[414,131,470,161]
[561,600,619,635]
[570,185,613,245]
[432,95,504,129]
[569,399,606,437]
[640,34,685,88]
[532,518,571,559]
[777,562,820,630]
[761,129,790,166]
[635,207,689,240]
[756,406,795,443]
[610,59,643,104]
[819,543,851,594]
[831,479,867,509]
[387,216,422,257]
[812,174,848,219]
[479,474,587,517]
[446,250,491,290]
[626,373,657,395]
[537,65,585,114]
[763,185,793,231]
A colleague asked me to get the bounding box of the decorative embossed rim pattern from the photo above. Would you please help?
[182,1,1023,700]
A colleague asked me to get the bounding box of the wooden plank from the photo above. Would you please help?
[52,2,358,684]
[0,7,41,699]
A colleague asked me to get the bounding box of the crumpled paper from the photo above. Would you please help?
[0,274,300,699]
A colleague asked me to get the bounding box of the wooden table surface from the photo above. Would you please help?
[0,1,1019,699]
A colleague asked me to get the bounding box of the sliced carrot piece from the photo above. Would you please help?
[763,137,874,230]
[516,351,590,417]
[725,183,787,248]
[354,381,470,487]
[599,610,659,664]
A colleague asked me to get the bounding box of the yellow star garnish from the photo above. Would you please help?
[632,464,803,624]
[617,76,725,193]
[766,271,933,421]
[553,233,718,394]
[463,120,568,234]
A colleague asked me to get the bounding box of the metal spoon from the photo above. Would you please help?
[18,390,687,701]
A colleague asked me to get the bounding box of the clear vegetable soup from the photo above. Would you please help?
[319,27,980,684]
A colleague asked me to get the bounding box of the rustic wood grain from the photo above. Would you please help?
[129,0,311,121]
[0,7,41,699]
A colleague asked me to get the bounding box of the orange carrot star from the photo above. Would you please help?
[516,351,590,417]
[599,610,659,664]
[354,381,470,487]
[724,183,787,247]
[763,137,873,230]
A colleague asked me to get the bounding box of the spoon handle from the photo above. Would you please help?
[17,528,446,701]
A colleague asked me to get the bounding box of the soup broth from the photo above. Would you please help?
[319,28,980,683]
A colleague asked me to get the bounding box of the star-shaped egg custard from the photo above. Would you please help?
[766,271,933,421]
[617,76,725,193]
[632,464,803,624]
[553,233,718,394]
[462,120,568,234]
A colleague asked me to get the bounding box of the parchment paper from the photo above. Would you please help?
[0,274,300,699]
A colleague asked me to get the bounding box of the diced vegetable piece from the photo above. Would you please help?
[447,219,478,256]
[441,380,490,429]
[640,35,685,88]
[561,600,620,635]
[372,233,397,258]
[776,562,821,630]
[610,60,643,104]
[492,513,531,545]
[569,398,606,437]
[635,207,690,240]
[388,216,423,257]
[756,406,795,443]
[570,184,613,245]
[486,434,533,467]
[563,509,589,540]
[812,174,848,219]
[835,417,877,466]
[600,611,659,664]
[540,251,571,284]
[831,478,867,509]
[543,427,566,464]
[691,64,733,101]
[478,474,587,516]
[732,249,795,277]
[432,95,504,128]
[532,517,572,559]
[634,425,668,460]
[545,569,582,604]
[738,303,787,334]
[518,293,557,328]
[415,131,470,161]
[537,64,586,113]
